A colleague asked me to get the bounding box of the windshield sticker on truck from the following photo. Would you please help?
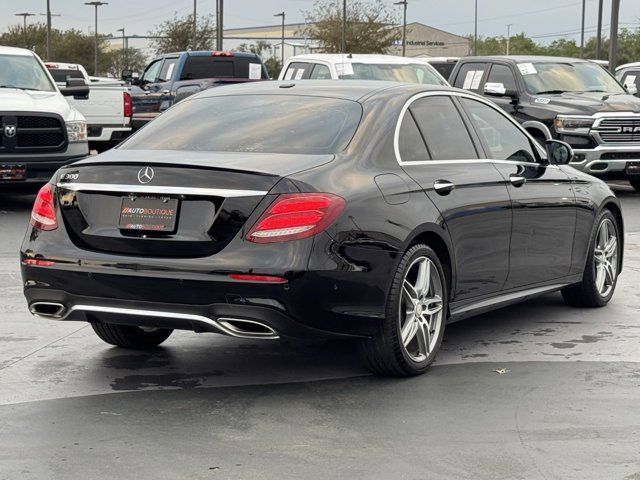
[518,63,538,75]
[294,68,305,80]
[470,70,484,89]
[249,63,262,80]
[166,63,175,79]
[625,75,637,87]
[335,63,354,77]
[284,68,295,80]
[535,97,551,104]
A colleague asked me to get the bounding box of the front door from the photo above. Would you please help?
[459,96,577,289]
[397,94,513,301]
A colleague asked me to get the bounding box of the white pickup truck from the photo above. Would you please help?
[45,62,132,150]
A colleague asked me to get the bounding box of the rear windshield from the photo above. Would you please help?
[49,69,85,83]
[180,56,266,80]
[121,95,362,154]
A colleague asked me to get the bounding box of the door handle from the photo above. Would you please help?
[509,174,526,187]
[433,179,455,195]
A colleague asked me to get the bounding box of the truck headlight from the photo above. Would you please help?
[66,120,87,142]
[554,116,594,135]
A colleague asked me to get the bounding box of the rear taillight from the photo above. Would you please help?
[246,193,345,244]
[30,183,58,231]
[123,91,132,117]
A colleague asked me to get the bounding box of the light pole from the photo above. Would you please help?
[85,2,108,76]
[117,27,126,69]
[274,12,285,66]
[505,23,513,55]
[192,0,197,50]
[394,1,408,57]
[610,0,620,71]
[15,13,36,48]
[595,0,603,59]
[216,0,224,50]
[474,0,478,55]
[341,0,346,53]
[580,0,586,58]
[46,0,52,60]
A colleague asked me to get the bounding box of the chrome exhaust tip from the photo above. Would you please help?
[217,318,279,339]
[29,302,67,319]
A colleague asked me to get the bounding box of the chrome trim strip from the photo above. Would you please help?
[56,182,268,198]
[450,283,569,317]
[35,304,280,340]
[393,90,549,167]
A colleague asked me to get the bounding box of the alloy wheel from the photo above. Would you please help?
[399,256,444,362]
[594,218,618,297]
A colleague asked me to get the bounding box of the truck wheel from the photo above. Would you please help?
[561,210,620,307]
[91,321,173,349]
[360,244,447,376]
[629,177,640,192]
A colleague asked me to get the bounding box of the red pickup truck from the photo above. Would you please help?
[126,51,269,130]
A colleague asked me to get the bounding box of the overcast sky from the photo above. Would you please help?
[2,0,639,45]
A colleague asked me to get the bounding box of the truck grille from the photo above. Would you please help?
[593,117,640,144]
[0,114,66,153]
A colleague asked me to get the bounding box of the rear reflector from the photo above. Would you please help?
[229,274,287,283]
[246,193,345,244]
[30,183,58,231]
[22,258,56,267]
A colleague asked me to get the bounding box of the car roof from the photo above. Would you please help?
[196,80,455,102]
[617,62,640,71]
[160,50,259,58]
[459,55,591,64]
[0,45,36,57]
[44,62,82,70]
[286,54,433,65]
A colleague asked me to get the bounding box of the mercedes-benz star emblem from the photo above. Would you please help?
[137,166,154,184]
[3,125,16,138]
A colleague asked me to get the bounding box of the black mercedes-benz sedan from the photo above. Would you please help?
[21,81,623,376]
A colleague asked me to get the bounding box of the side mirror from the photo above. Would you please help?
[484,82,517,99]
[60,77,89,99]
[546,139,573,165]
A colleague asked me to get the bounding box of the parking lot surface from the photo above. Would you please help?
[1,185,640,479]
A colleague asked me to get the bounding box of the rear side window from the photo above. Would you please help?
[453,62,488,92]
[430,62,456,81]
[121,95,362,155]
[49,69,84,83]
[487,64,517,92]
[398,112,429,162]
[409,96,478,160]
[179,56,264,80]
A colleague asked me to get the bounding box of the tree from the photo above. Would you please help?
[150,13,215,55]
[237,40,282,78]
[302,0,399,54]
[101,47,148,77]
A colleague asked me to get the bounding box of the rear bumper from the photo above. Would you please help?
[87,124,132,142]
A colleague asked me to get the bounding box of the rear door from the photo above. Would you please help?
[458,96,577,288]
[397,93,512,301]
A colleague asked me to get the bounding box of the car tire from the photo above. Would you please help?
[561,209,620,308]
[91,321,173,349]
[629,177,640,192]
[360,243,448,377]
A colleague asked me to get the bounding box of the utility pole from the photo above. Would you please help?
[609,0,620,71]
[394,1,408,57]
[580,0,586,58]
[341,0,346,53]
[192,0,197,50]
[216,0,224,50]
[506,23,513,55]
[595,0,603,59]
[84,1,108,76]
[274,12,285,65]
[46,0,52,60]
[15,13,36,48]
[474,0,478,55]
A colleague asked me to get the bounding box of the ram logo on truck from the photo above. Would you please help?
[621,126,640,133]
[3,125,16,138]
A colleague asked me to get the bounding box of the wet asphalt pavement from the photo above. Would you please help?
[1,184,639,480]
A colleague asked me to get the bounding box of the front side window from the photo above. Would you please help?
[158,58,178,82]
[283,62,312,80]
[453,62,488,92]
[409,96,478,160]
[0,54,55,92]
[461,98,537,163]
[309,64,332,79]
[487,64,517,92]
[121,95,362,155]
[520,61,626,94]
[142,59,162,83]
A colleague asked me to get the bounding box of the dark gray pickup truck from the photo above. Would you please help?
[127,51,269,130]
